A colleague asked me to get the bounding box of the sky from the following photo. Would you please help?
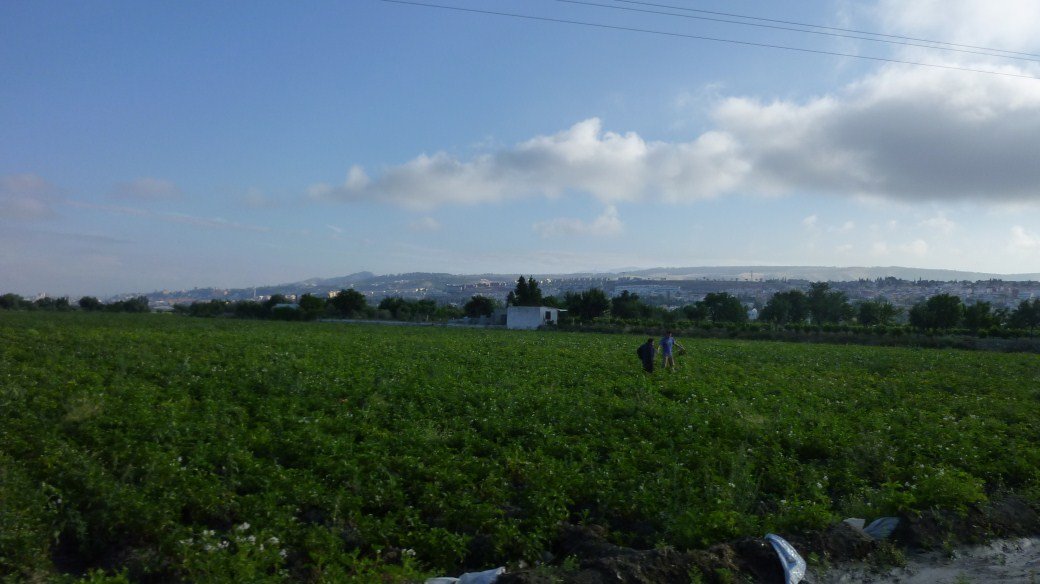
[3,0,1040,297]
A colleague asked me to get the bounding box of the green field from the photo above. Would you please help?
[2,313,1039,582]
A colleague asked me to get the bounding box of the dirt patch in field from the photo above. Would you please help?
[497,496,1040,584]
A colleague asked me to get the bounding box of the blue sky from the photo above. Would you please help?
[3,0,1040,297]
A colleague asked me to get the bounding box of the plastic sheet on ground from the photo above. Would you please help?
[765,533,806,584]
[425,566,505,584]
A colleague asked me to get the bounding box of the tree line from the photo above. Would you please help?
[0,293,149,313]
[4,278,1039,336]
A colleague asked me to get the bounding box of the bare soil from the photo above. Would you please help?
[496,496,1040,584]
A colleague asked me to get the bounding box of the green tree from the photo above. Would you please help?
[508,276,543,306]
[565,288,610,321]
[0,293,26,310]
[927,294,964,330]
[1011,298,1040,330]
[963,301,996,333]
[413,299,437,321]
[378,296,410,320]
[331,288,367,317]
[463,295,498,318]
[759,290,808,325]
[107,296,150,313]
[697,292,748,323]
[856,299,900,326]
[541,295,564,309]
[298,293,326,312]
[909,294,963,330]
[298,293,326,319]
[610,291,649,319]
[679,303,708,322]
[34,296,71,311]
[807,282,852,324]
[78,296,104,311]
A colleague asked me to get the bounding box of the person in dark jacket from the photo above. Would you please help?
[636,338,655,373]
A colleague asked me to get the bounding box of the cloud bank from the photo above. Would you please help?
[313,64,1040,210]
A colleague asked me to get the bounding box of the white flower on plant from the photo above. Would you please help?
[237,522,250,531]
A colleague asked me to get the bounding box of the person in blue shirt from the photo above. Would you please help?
[659,331,685,371]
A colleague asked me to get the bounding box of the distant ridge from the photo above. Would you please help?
[129,266,1040,301]
[607,266,1040,282]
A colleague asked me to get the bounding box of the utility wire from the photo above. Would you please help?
[377,0,1040,81]
[607,0,1040,60]
[558,0,1040,64]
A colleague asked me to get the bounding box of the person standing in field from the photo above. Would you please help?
[659,331,685,371]
[636,337,655,374]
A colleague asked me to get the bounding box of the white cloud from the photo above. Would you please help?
[828,221,855,233]
[315,59,1040,211]
[408,217,441,232]
[919,213,956,235]
[533,206,623,238]
[311,2,1040,214]
[0,174,58,220]
[1009,225,1040,253]
[875,0,1040,53]
[901,239,929,256]
[711,63,1040,202]
[310,118,748,209]
[111,177,181,200]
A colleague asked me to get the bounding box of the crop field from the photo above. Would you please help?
[2,312,1040,582]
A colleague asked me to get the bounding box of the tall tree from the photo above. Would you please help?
[78,296,104,311]
[565,288,610,321]
[857,299,900,326]
[963,301,996,333]
[698,292,748,323]
[927,294,964,330]
[909,294,963,330]
[611,290,649,319]
[464,295,498,318]
[759,290,808,325]
[807,282,852,324]
[508,275,543,306]
[330,288,367,316]
[1011,298,1040,330]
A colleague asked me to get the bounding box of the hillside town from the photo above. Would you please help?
[124,270,1040,315]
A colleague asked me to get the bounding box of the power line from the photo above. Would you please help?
[558,0,1040,64]
[606,0,1040,60]
[377,0,1040,81]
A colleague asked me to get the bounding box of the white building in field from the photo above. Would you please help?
[505,306,564,330]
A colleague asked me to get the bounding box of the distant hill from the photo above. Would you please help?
[608,266,1040,282]
[132,265,1040,303]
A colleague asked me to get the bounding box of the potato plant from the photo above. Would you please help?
[1,312,1038,582]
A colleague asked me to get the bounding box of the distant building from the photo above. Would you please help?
[506,306,564,330]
